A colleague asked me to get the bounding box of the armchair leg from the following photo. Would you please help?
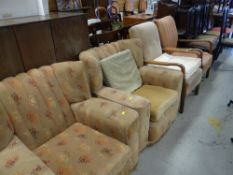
[194,85,200,95]
[206,68,210,78]
[179,94,185,113]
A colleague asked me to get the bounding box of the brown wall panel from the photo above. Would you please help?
[0,27,25,80]
[14,22,56,70]
[51,14,90,62]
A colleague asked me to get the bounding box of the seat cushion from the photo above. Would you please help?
[0,136,55,175]
[154,53,201,80]
[171,51,212,73]
[189,35,218,51]
[133,85,178,122]
[35,123,131,175]
[100,49,142,93]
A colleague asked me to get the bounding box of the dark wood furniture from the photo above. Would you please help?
[0,12,90,80]
[123,13,156,26]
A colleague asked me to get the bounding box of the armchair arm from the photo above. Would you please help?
[96,87,150,151]
[178,39,213,53]
[71,97,139,168]
[162,47,203,68]
[143,61,185,113]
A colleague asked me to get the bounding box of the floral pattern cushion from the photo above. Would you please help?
[51,61,91,104]
[71,97,139,168]
[97,87,150,151]
[0,102,14,151]
[35,123,131,175]
[0,136,55,175]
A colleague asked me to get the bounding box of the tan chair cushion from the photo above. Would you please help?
[133,85,178,122]
[155,15,178,48]
[189,35,218,51]
[100,49,142,93]
[35,123,131,175]
[171,51,213,73]
[129,22,163,60]
[0,136,55,175]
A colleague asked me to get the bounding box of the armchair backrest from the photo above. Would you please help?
[129,22,162,60]
[0,61,90,150]
[0,102,14,151]
[79,39,143,93]
[155,15,178,48]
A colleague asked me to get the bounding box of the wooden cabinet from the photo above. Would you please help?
[0,13,90,79]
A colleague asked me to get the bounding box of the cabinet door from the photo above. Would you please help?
[0,27,25,80]
[51,14,90,62]
[14,22,56,70]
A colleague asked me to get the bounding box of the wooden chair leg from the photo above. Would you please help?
[206,68,210,78]
[194,84,200,95]
[179,94,185,113]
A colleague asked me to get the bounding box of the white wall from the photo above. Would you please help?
[0,0,49,19]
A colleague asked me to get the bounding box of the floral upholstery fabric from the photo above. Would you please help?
[71,97,139,168]
[51,61,91,104]
[0,102,14,151]
[39,66,75,125]
[35,123,131,175]
[97,87,150,151]
[79,39,143,93]
[0,136,55,175]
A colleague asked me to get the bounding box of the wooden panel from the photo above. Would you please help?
[14,22,56,70]
[49,0,57,12]
[51,14,90,61]
[0,27,25,80]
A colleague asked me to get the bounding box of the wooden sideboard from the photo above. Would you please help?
[0,12,90,80]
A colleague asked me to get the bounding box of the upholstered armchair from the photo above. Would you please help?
[129,22,203,113]
[155,16,213,78]
[0,61,140,174]
[80,39,183,145]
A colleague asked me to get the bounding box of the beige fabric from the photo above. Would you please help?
[35,123,131,175]
[71,97,139,168]
[172,51,212,74]
[80,39,144,93]
[133,85,178,122]
[97,87,150,151]
[186,68,203,95]
[0,136,55,175]
[0,102,14,151]
[129,22,163,60]
[52,61,91,104]
[40,66,75,125]
[190,34,218,51]
[100,49,142,93]
[139,66,183,104]
[149,102,178,143]
[155,15,178,48]
[0,73,70,150]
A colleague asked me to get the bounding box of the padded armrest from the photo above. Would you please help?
[71,97,139,168]
[96,87,150,151]
[178,39,213,53]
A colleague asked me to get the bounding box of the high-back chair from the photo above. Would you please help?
[80,39,183,145]
[129,22,203,113]
[155,16,213,78]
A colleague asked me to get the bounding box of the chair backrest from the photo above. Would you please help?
[80,39,144,93]
[129,22,162,60]
[95,6,109,21]
[155,16,178,48]
[0,102,14,151]
[219,5,229,43]
[0,61,90,150]
[125,0,135,15]
[139,0,147,12]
